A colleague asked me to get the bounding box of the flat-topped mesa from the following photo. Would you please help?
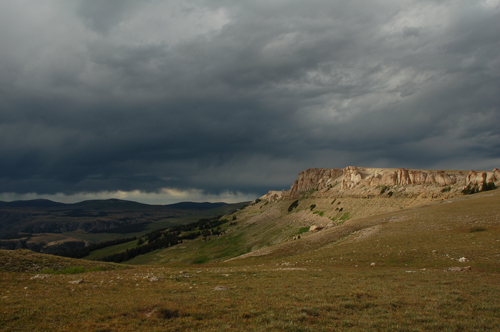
[267,166,500,200]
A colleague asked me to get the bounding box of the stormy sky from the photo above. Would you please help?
[1,0,499,204]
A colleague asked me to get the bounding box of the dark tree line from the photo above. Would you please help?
[100,232,181,263]
[171,215,226,232]
[98,215,230,263]
[54,236,137,259]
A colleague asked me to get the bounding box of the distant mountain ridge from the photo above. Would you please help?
[0,198,227,210]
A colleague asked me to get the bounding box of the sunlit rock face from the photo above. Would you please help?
[260,166,499,201]
[465,169,500,191]
[341,167,458,190]
[289,168,343,195]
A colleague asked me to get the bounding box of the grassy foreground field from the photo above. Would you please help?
[1,190,500,331]
[1,260,500,331]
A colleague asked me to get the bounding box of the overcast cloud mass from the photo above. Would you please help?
[0,0,499,204]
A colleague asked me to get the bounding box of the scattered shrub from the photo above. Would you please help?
[484,182,496,191]
[251,198,261,206]
[339,212,351,221]
[310,204,316,211]
[301,308,320,317]
[288,200,299,212]
[470,226,487,233]
[297,227,310,235]
[463,181,496,195]
[157,308,180,319]
[441,186,451,193]
[192,256,210,264]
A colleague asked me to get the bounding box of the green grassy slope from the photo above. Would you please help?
[119,189,500,271]
[80,202,249,261]
[233,190,500,270]
[84,239,140,261]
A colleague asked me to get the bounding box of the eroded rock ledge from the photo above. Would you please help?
[260,166,499,201]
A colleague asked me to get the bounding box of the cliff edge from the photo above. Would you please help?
[260,166,499,201]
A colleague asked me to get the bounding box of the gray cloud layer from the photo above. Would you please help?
[1,0,499,200]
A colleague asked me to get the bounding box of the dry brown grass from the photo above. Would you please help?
[2,262,500,331]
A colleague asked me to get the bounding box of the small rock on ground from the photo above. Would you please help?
[68,279,84,284]
[445,266,471,272]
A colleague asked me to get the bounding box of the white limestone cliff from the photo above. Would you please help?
[259,166,499,202]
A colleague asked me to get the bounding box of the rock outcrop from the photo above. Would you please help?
[465,169,499,189]
[259,190,286,203]
[288,168,343,195]
[341,167,458,189]
[260,166,499,201]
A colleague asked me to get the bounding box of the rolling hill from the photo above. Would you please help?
[0,199,245,255]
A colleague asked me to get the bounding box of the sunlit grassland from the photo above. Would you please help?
[238,190,500,270]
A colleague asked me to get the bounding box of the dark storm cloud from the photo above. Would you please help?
[0,0,499,202]
[76,0,139,34]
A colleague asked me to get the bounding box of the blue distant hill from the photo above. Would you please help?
[0,198,226,211]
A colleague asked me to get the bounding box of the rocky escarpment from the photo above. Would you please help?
[288,168,344,195]
[464,169,500,192]
[341,167,459,189]
[261,166,499,201]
